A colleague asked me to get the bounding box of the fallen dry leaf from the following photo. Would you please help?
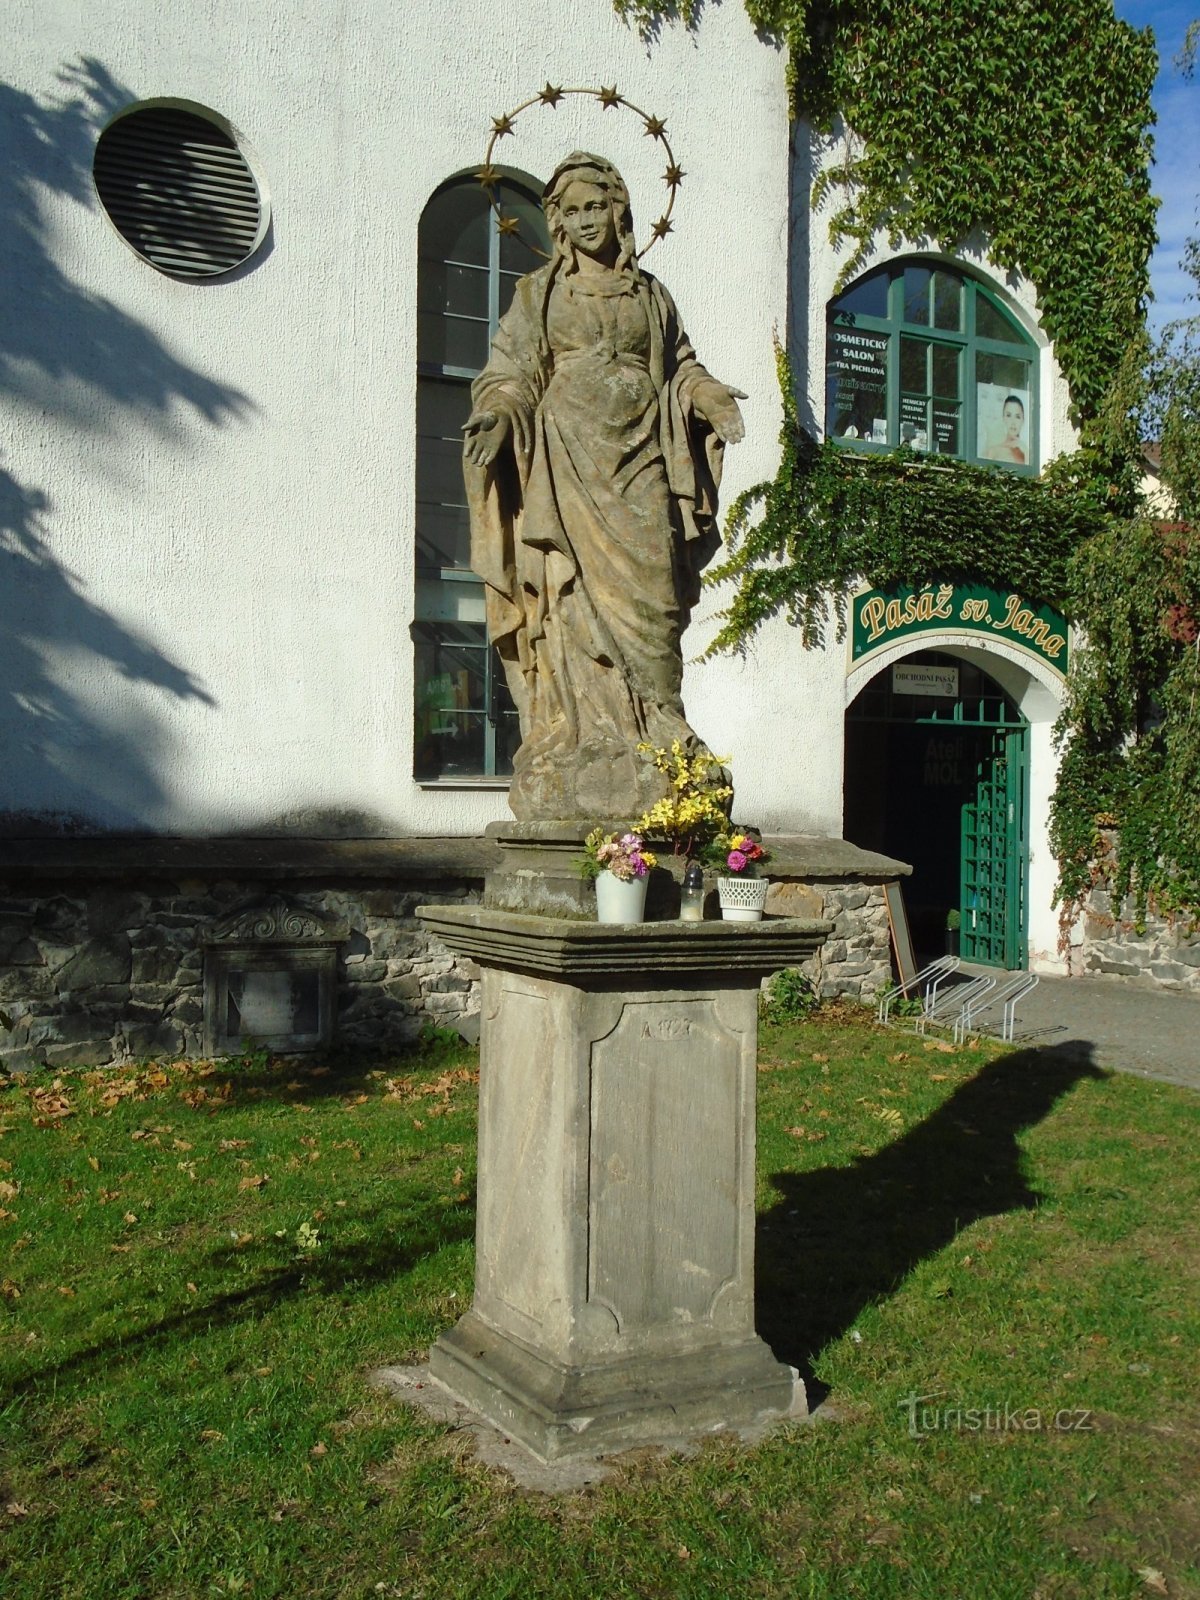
[1137,1569,1169,1596]
[5,1502,29,1518]
[57,1285,76,1297]
[200,1429,225,1443]
[0,1180,19,1200]
[238,1174,268,1192]
[87,1156,100,1172]
[1,1279,21,1299]
[123,1212,138,1225]
[310,1441,327,1458]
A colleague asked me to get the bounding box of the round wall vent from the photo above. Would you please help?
[93,103,267,280]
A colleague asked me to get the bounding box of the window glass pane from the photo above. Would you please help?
[415,576,487,622]
[830,267,890,321]
[428,314,489,372]
[498,190,549,273]
[931,344,959,398]
[825,324,889,442]
[900,335,928,394]
[976,353,1031,465]
[903,265,932,326]
[933,271,962,331]
[498,269,523,320]
[976,351,1030,391]
[419,183,489,266]
[413,622,488,779]
[417,374,472,439]
[493,669,520,777]
[975,293,1025,344]
[415,506,471,576]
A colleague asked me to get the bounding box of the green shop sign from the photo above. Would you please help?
[851,583,1069,675]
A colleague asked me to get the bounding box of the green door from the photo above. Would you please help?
[960,726,1029,968]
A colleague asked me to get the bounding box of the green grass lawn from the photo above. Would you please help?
[1,1012,1197,1599]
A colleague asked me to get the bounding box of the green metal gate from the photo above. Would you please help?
[960,725,1029,969]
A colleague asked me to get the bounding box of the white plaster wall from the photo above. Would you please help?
[0,0,787,836]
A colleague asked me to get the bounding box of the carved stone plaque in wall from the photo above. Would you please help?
[202,898,348,1057]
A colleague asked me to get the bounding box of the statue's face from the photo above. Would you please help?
[558,180,617,258]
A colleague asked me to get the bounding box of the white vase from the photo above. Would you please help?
[718,875,769,922]
[595,869,649,925]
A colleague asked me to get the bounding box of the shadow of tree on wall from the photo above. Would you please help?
[0,59,251,834]
[756,1043,1106,1382]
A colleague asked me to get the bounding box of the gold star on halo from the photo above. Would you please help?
[476,163,500,188]
[538,82,564,107]
[598,85,622,108]
[664,163,685,187]
[496,213,521,235]
[491,112,515,137]
[650,216,674,241]
[643,114,667,137]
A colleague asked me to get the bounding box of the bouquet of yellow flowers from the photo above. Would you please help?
[635,741,733,860]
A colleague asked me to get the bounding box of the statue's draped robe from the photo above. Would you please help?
[465,261,726,816]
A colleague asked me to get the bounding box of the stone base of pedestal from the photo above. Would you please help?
[415,906,831,1467]
[430,1311,803,1462]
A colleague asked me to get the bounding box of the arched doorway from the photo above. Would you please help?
[844,649,1029,968]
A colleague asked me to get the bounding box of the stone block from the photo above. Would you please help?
[0,966,54,1003]
[33,897,86,941]
[365,927,426,962]
[765,882,824,919]
[42,1038,116,1068]
[56,934,132,990]
[383,974,422,1000]
[833,887,870,911]
[122,1021,184,1060]
[86,890,148,936]
[345,960,388,984]
[0,1045,44,1074]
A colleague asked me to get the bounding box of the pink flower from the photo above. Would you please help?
[727,849,748,873]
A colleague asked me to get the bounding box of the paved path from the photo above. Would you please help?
[961,967,1200,1091]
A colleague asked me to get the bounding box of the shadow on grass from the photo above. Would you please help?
[756,1041,1105,1385]
[2,1191,475,1402]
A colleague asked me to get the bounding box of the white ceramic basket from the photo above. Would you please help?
[717,875,769,922]
[595,868,649,925]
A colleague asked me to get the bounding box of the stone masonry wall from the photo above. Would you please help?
[767,880,894,999]
[1069,887,1200,993]
[0,837,901,1074]
[0,877,482,1074]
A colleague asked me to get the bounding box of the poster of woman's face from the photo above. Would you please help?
[978,385,1029,465]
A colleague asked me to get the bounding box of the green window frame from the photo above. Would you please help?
[825,262,1038,474]
[413,172,548,783]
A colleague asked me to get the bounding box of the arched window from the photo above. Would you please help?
[413,173,548,782]
[825,262,1038,471]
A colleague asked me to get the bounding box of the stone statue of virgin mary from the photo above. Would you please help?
[463,151,745,821]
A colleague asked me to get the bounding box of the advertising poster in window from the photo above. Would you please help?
[827,325,889,442]
[899,394,927,451]
[977,384,1030,465]
[930,403,959,456]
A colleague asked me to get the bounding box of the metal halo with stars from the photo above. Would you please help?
[477,83,685,261]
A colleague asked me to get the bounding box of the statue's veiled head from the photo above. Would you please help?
[543,152,638,276]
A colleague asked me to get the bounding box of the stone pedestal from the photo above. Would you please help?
[415,906,831,1462]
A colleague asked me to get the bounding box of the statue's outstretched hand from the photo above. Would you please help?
[462,408,513,467]
[695,382,748,444]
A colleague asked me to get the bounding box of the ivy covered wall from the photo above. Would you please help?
[618,0,1199,934]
